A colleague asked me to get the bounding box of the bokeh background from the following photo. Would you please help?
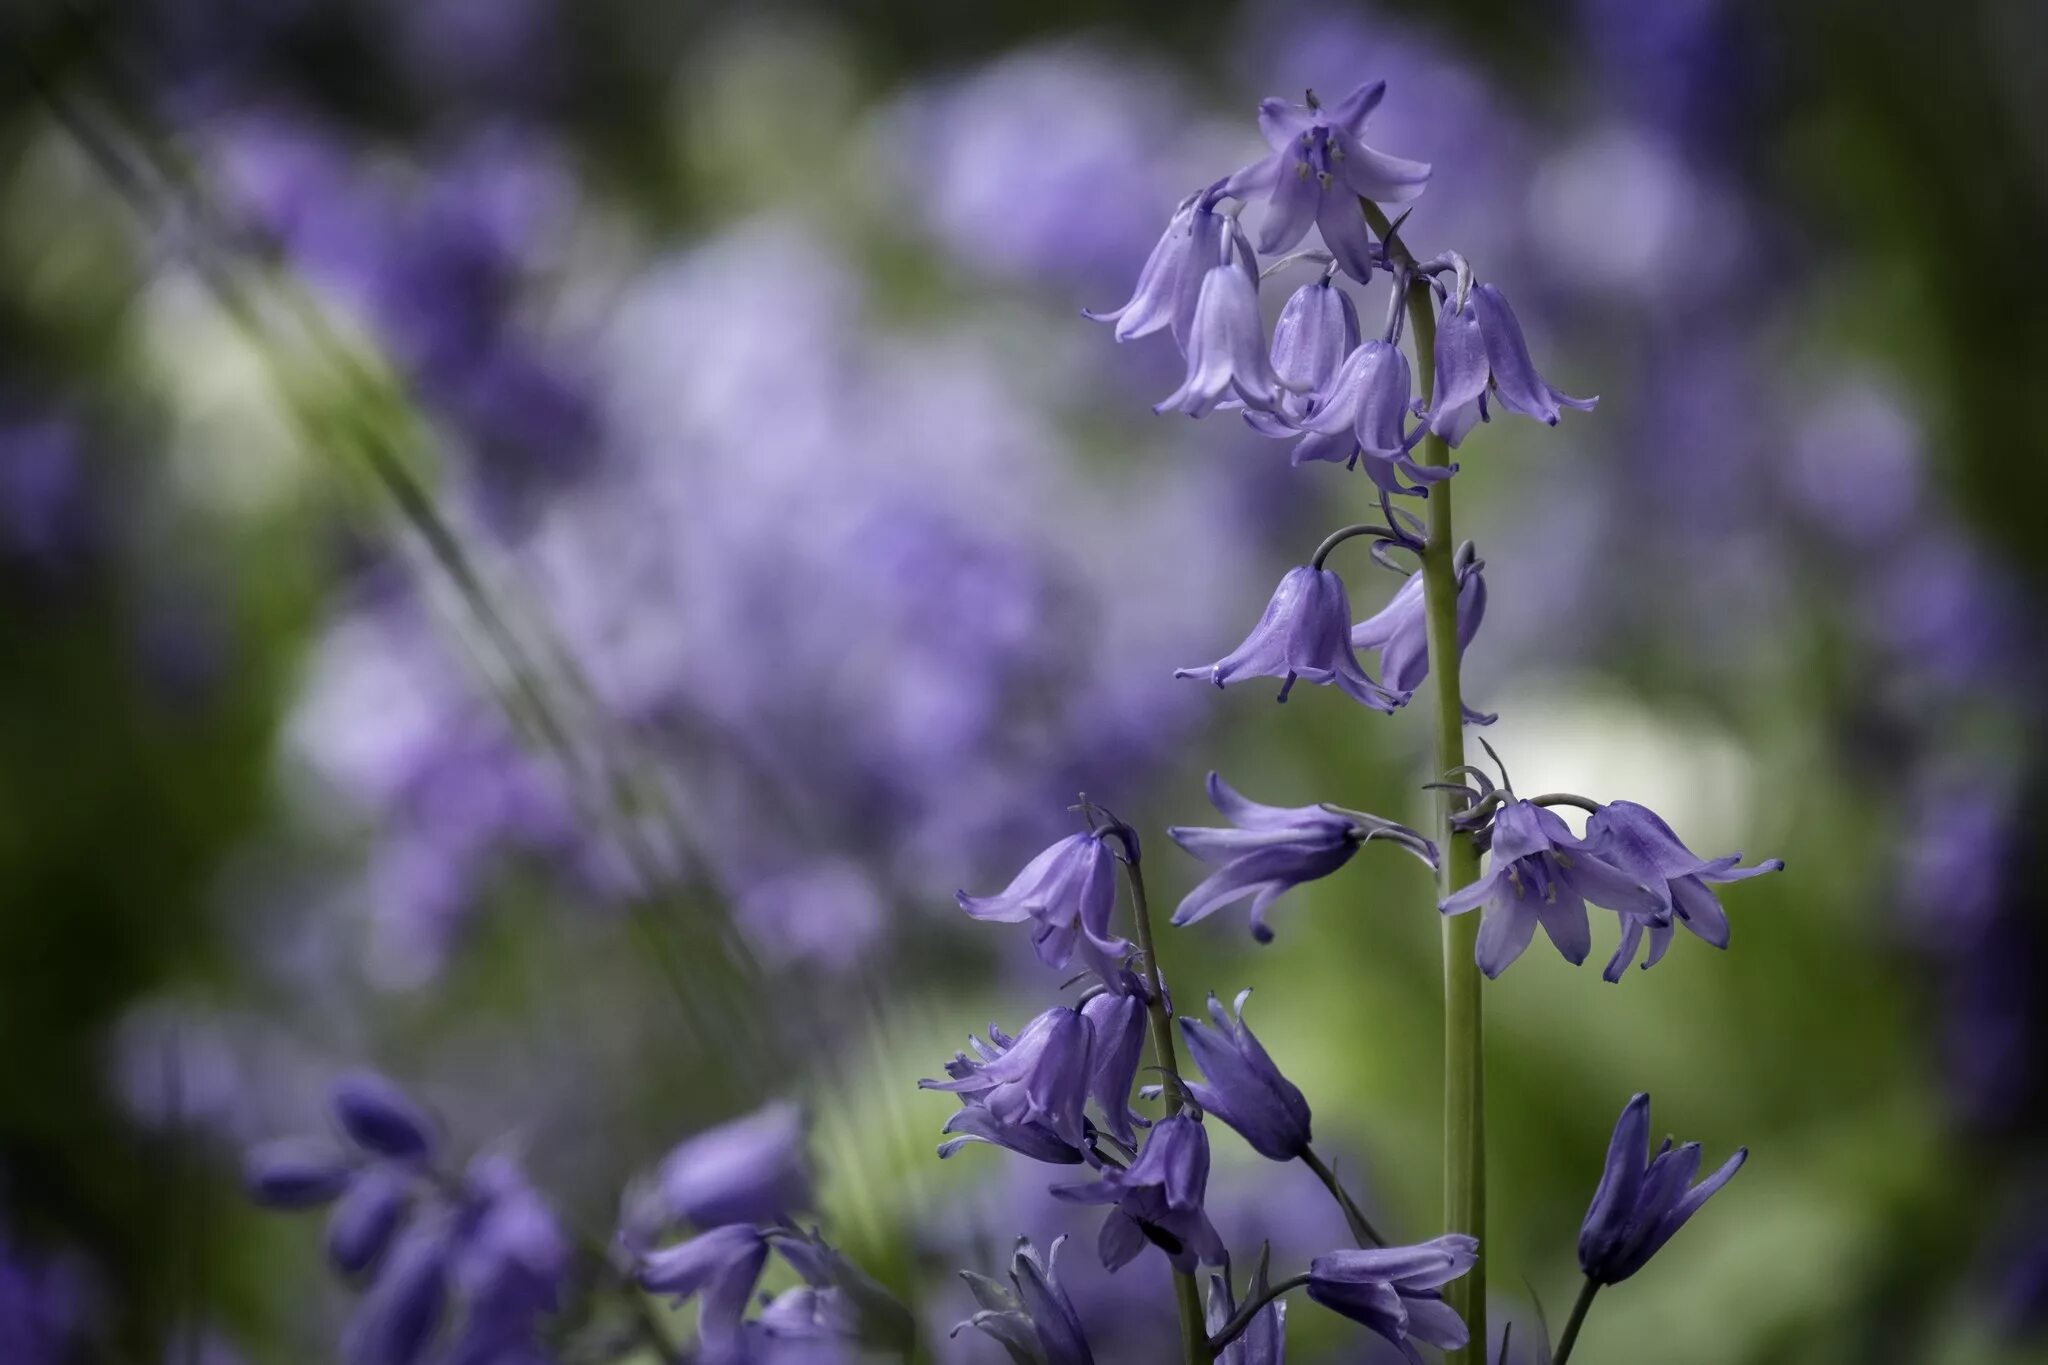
[4,0,2047,1361]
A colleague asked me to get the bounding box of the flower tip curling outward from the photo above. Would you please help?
[1154,263,1290,418]
[1585,800,1785,982]
[955,1235,1097,1365]
[956,830,1131,978]
[1307,1234,1477,1359]
[1175,566,1400,712]
[1577,1093,1746,1286]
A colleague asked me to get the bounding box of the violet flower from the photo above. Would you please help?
[1584,801,1783,981]
[1053,1114,1226,1273]
[1085,198,1233,352]
[1082,982,1151,1148]
[1176,567,1400,711]
[924,1007,1096,1162]
[1428,283,1596,444]
[1440,800,1665,977]
[1170,772,1435,943]
[957,832,1132,978]
[660,1101,811,1229]
[636,1224,771,1354]
[1219,81,1432,280]
[1156,262,1290,418]
[1179,991,1312,1162]
[955,1235,1097,1365]
[244,1139,354,1208]
[1577,1093,1746,1285]
[1349,545,1491,723]
[344,1218,450,1365]
[1305,1235,1477,1359]
[332,1071,438,1163]
[1206,1258,1287,1365]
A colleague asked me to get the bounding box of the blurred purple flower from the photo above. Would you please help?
[333,1071,438,1163]
[661,1102,811,1230]
[1577,1093,1745,1285]
[925,1008,1096,1158]
[1082,984,1151,1149]
[958,832,1131,977]
[1429,284,1596,443]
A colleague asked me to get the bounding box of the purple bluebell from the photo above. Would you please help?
[1307,1236,1476,1360]
[333,1071,437,1163]
[1176,567,1399,711]
[1440,801,1665,977]
[660,1101,811,1229]
[1585,801,1783,981]
[636,1224,771,1354]
[955,1235,1097,1365]
[328,1165,414,1274]
[344,1219,450,1365]
[1171,772,1435,943]
[1082,980,1151,1148]
[1086,198,1234,352]
[1265,279,1360,417]
[925,1007,1096,1162]
[1179,991,1311,1162]
[1577,1093,1746,1285]
[1287,339,1457,496]
[1428,284,1596,443]
[1156,262,1291,417]
[452,1155,570,1330]
[1053,1114,1226,1273]
[957,832,1131,977]
[1349,548,1490,722]
[1207,1255,1287,1365]
[244,1139,353,1208]
[1219,81,1431,280]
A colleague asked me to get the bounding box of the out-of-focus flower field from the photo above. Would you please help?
[2,0,2046,1360]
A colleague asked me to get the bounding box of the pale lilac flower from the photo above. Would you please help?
[1220,81,1431,279]
[1428,284,1596,442]
[1086,199,1234,351]
[924,1008,1096,1160]
[1179,991,1312,1161]
[1306,1234,1476,1358]
[1176,567,1399,711]
[637,1224,771,1354]
[345,1219,450,1365]
[955,1236,1097,1365]
[1586,801,1782,981]
[660,1101,811,1229]
[1349,548,1490,722]
[957,833,1132,977]
[1440,801,1664,977]
[1156,263,1290,417]
[1171,772,1435,943]
[1577,1093,1745,1285]
[1053,1115,1226,1273]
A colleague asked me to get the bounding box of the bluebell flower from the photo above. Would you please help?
[1306,1235,1477,1361]
[244,1139,353,1208]
[1266,279,1360,419]
[327,1165,413,1275]
[1207,1257,1287,1365]
[660,1101,811,1228]
[1180,991,1312,1162]
[1577,1094,1746,1285]
[924,1007,1096,1161]
[636,1224,771,1355]
[332,1071,437,1163]
[1085,198,1234,352]
[1428,284,1596,444]
[1156,261,1291,418]
[344,1218,451,1365]
[1219,81,1431,280]
[955,1236,1097,1365]
[1349,547,1490,723]
[1289,339,1457,496]
[1584,801,1783,981]
[1053,1114,1226,1273]
[1440,801,1664,977]
[1176,567,1400,711]
[1082,980,1151,1148]
[1171,772,1435,943]
[957,832,1131,977]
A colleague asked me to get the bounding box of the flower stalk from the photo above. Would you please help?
[1551,1277,1601,1364]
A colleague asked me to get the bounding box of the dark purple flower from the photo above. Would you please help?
[344,1219,450,1365]
[1349,548,1490,722]
[332,1071,437,1163]
[1170,772,1435,943]
[244,1139,353,1208]
[453,1155,570,1328]
[1086,198,1235,352]
[1176,567,1399,711]
[1156,263,1290,417]
[1206,1257,1287,1365]
[955,1235,1097,1365]
[636,1224,770,1354]
[1440,801,1665,978]
[1053,1114,1226,1274]
[1577,1093,1746,1285]
[957,832,1131,977]
[660,1101,811,1229]
[1306,1235,1476,1359]
[1180,990,1312,1162]
[1082,982,1151,1148]
[1585,801,1783,981]
[924,1007,1096,1161]
[1428,284,1596,443]
[328,1165,414,1275]
[1219,81,1431,280]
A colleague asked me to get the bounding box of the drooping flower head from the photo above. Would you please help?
[1053,1114,1226,1274]
[1289,339,1458,497]
[955,1235,1097,1365]
[1156,255,1292,418]
[1440,800,1664,977]
[1219,81,1432,281]
[636,1223,771,1356]
[1428,282,1597,444]
[1350,542,1491,722]
[659,1100,811,1229]
[957,831,1132,978]
[1179,990,1312,1162]
[1171,772,1435,943]
[1584,801,1783,981]
[923,1007,1096,1163]
[1306,1234,1477,1360]
[1085,197,1233,351]
[1176,567,1400,711]
[1577,1093,1746,1285]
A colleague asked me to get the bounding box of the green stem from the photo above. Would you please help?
[1363,198,1487,1362]
[1118,855,1213,1365]
[1551,1278,1601,1364]
[1299,1145,1386,1247]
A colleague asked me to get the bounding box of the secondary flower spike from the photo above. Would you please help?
[1171,771,1434,943]
[1584,801,1784,981]
[1428,283,1597,444]
[957,831,1132,978]
[1082,981,1151,1148]
[1350,543,1490,723]
[1177,566,1400,711]
[1219,80,1431,280]
[955,1236,1097,1365]
[924,1007,1096,1161]
[1179,990,1312,1161]
[1306,1234,1477,1359]
[1578,1093,1747,1285]
[1053,1114,1226,1273]
[1440,800,1665,977]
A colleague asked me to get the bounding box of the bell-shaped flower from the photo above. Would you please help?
[1206,1255,1287,1365]
[1053,1114,1226,1274]
[1427,284,1596,444]
[344,1218,451,1365]
[954,1235,1097,1365]
[1179,990,1312,1162]
[1176,567,1399,711]
[924,1007,1096,1161]
[327,1165,414,1275]
[1156,263,1289,417]
[332,1071,437,1163]
[956,832,1131,977]
[1170,772,1435,943]
[1578,1094,1746,1285]
[1584,801,1783,982]
[1305,1235,1476,1360]
[1086,198,1234,354]
[660,1101,811,1229]
[1439,801,1665,978]
[1082,980,1151,1148]
[636,1224,770,1356]
[1292,339,1457,495]
[1264,277,1359,422]
[244,1139,354,1209]
[1349,550,1490,723]
[1220,81,1431,280]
